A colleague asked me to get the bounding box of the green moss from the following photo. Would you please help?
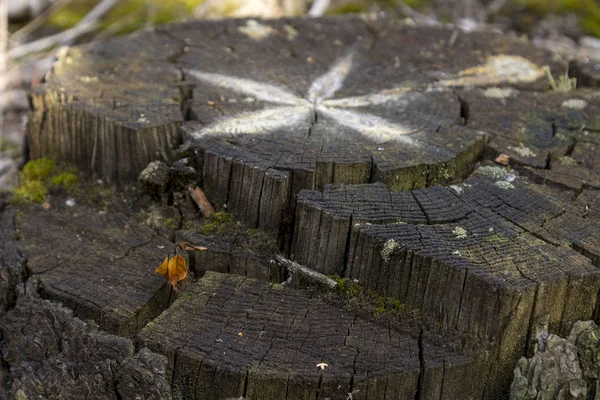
[330,275,361,298]
[49,0,204,33]
[372,293,405,316]
[11,158,79,204]
[200,211,235,235]
[330,2,368,14]
[329,275,406,318]
[51,171,79,191]
[12,181,47,204]
[21,159,57,183]
[164,218,177,230]
[511,0,600,37]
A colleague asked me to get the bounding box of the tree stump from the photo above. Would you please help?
[7,14,600,400]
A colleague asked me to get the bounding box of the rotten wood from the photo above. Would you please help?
[187,185,215,217]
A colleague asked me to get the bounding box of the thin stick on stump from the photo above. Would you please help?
[187,186,215,217]
[274,255,338,290]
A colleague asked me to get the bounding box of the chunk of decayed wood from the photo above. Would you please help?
[187,186,215,217]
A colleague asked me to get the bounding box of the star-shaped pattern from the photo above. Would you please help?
[186,54,543,144]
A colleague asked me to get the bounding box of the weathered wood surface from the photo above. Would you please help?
[140,271,488,400]
[17,201,173,337]
[6,14,600,400]
[0,296,171,399]
[178,230,283,282]
[293,170,600,397]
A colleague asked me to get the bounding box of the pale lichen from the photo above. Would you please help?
[557,156,578,166]
[562,99,587,109]
[453,226,468,239]
[483,87,516,99]
[284,24,298,41]
[509,143,537,158]
[381,239,400,263]
[238,20,274,41]
[495,181,515,190]
[476,166,507,179]
[450,184,463,194]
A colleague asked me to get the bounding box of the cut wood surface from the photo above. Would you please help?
[140,271,487,400]
[16,202,173,337]
[4,14,600,400]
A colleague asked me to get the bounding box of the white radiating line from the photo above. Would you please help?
[317,106,416,144]
[308,53,354,102]
[185,69,305,106]
[192,105,313,138]
[322,87,413,108]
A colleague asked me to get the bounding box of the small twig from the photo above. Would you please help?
[78,0,119,26]
[8,0,119,60]
[479,0,509,21]
[308,0,330,17]
[86,8,144,46]
[10,0,73,46]
[187,186,215,217]
[8,21,96,60]
[448,29,459,47]
[395,1,438,25]
[275,255,338,290]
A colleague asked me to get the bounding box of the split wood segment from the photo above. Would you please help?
[140,271,489,400]
[16,203,173,337]
[22,14,600,400]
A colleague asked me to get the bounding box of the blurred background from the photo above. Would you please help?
[1,0,599,189]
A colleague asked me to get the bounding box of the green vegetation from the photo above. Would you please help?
[330,275,405,317]
[327,0,600,37]
[49,0,204,33]
[512,0,600,36]
[51,171,79,191]
[374,295,405,316]
[200,211,235,235]
[330,2,369,14]
[543,66,577,92]
[164,218,178,230]
[11,159,79,204]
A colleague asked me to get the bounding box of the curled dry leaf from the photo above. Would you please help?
[179,242,208,252]
[155,254,188,290]
[495,153,510,166]
[155,256,169,276]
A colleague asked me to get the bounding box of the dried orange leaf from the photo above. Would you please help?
[155,256,169,276]
[179,242,208,252]
[495,153,510,166]
[167,254,188,289]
